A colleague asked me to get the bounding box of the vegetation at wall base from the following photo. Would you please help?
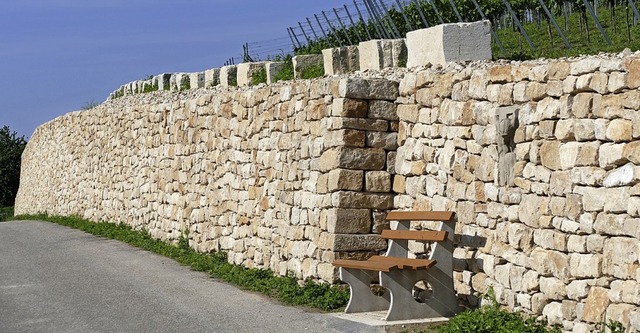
[8,214,349,311]
[437,289,561,333]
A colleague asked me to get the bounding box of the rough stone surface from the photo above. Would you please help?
[406,21,492,67]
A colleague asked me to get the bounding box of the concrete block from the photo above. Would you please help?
[237,62,268,87]
[189,72,205,89]
[292,54,323,79]
[204,68,220,87]
[266,62,284,84]
[406,20,492,68]
[359,39,407,71]
[219,65,238,87]
[322,46,359,75]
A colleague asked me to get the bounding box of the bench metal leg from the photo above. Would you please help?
[339,267,390,313]
[380,268,460,321]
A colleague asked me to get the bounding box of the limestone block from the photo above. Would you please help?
[322,46,359,76]
[624,141,640,164]
[327,169,363,192]
[605,118,633,142]
[566,280,590,300]
[293,54,323,79]
[583,287,610,323]
[157,73,172,90]
[333,234,388,252]
[326,129,365,148]
[571,58,602,75]
[189,72,205,89]
[331,98,368,118]
[624,54,640,89]
[533,229,567,251]
[265,62,284,84]
[358,39,407,71]
[237,62,266,87]
[606,303,636,329]
[366,132,398,150]
[319,147,387,171]
[336,78,399,101]
[570,253,602,278]
[219,65,238,87]
[540,277,567,300]
[331,191,394,209]
[603,237,639,279]
[204,68,220,87]
[530,247,570,281]
[609,280,640,304]
[368,100,398,120]
[406,21,492,67]
[599,143,626,168]
[325,208,371,234]
[603,163,635,187]
[365,171,391,192]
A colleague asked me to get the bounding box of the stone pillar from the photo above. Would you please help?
[266,62,284,84]
[189,72,205,89]
[406,20,492,68]
[204,68,220,88]
[157,73,172,91]
[359,39,407,71]
[237,62,268,87]
[322,46,360,75]
[219,65,238,87]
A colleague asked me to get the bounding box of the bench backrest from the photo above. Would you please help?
[384,210,456,259]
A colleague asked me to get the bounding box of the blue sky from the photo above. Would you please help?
[0,0,348,138]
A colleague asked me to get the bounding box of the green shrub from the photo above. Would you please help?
[251,67,268,85]
[439,289,560,333]
[300,64,324,80]
[272,56,294,82]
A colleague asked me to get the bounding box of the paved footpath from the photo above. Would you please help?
[0,220,381,333]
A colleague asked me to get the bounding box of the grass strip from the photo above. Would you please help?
[9,214,349,311]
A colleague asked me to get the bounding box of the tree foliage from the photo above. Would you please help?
[0,126,27,206]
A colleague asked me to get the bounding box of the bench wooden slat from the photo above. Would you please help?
[368,255,437,270]
[333,256,436,272]
[381,230,448,242]
[385,211,455,222]
[333,258,397,272]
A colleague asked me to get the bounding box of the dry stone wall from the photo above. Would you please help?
[394,54,640,332]
[15,78,400,283]
[15,49,640,331]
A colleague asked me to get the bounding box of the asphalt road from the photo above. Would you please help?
[0,220,379,333]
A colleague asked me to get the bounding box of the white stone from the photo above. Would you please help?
[406,21,492,67]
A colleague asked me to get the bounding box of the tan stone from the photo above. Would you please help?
[540,277,566,300]
[549,61,570,80]
[332,234,388,251]
[539,141,561,170]
[624,55,640,89]
[488,65,513,83]
[326,129,365,148]
[331,98,368,118]
[397,104,419,123]
[368,100,398,120]
[327,169,363,192]
[326,208,371,234]
[583,287,610,323]
[606,119,633,142]
[331,191,394,209]
[365,171,391,193]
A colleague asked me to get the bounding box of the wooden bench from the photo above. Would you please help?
[333,211,460,321]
